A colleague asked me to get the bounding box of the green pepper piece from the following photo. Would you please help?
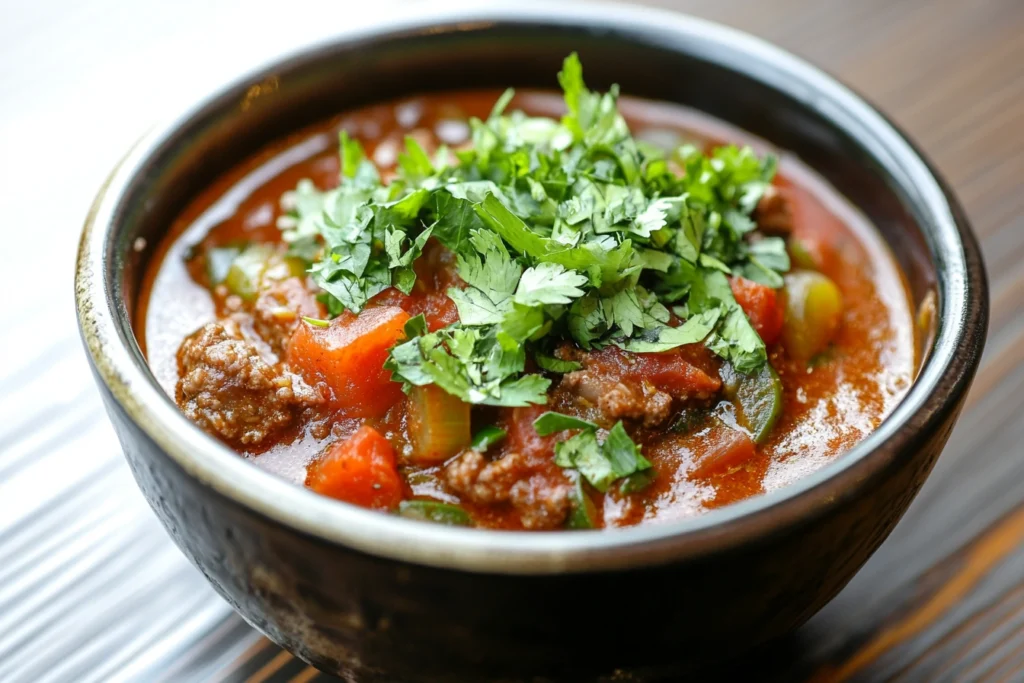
[224,244,276,301]
[205,246,242,286]
[781,270,844,362]
[788,238,818,270]
[566,474,598,530]
[470,426,507,452]
[397,500,472,526]
[619,469,656,494]
[720,362,783,444]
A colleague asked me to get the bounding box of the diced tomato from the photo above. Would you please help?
[504,404,557,461]
[584,345,721,397]
[306,426,403,509]
[368,287,413,310]
[368,288,459,331]
[420,292,460,330]
[689,426,757,479]
[287,306,410,418]
[730,276,784,345]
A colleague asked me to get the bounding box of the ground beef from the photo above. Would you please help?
[444,450,525,504]
[602,380,673,427]
[252,277,321,355]
[509,475,572,530]
[444,450,571,530]
[176,320,321,445]
[754,185,793,235]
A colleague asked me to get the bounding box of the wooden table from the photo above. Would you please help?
[2,0,1021,680]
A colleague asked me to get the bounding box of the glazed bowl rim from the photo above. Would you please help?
[75,0,986,574]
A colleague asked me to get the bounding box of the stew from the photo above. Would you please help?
[140,56,916,530]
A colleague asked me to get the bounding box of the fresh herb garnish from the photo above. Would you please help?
[536,412,652,492]
[533,411,598,436]
[283,52,788,404]
[552,421,653,492]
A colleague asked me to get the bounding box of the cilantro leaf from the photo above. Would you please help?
[533,412,599,436]
[618,308,722,352]
[385,322,550,407]
[552,420,652,492]
[535,353,582,373]
[430,191,486,255]
[554,431,612,489]
[515,262,588,306]
[603,422,652,476]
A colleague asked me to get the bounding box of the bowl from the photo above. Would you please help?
[75,2,987,680]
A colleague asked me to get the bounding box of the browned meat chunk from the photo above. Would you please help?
[252,277,321,355]
[444,450,571,530]
[177,320,321,445]
[509,474,573,530]
[754,185,792,235]
[445,450,525,504]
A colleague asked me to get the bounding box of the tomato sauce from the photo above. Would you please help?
[138,90,917,529]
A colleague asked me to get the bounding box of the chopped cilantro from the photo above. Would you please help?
[551,419,652,492]
[282,52,788,408]
[537,412,651,491]
[533,412,598,436]
[534,353,582,373]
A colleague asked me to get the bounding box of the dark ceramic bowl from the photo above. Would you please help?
[75,2,987,681]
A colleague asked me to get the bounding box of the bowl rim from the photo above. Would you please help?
[76,0,987,574]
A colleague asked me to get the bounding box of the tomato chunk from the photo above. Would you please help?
[730,276,784,345]
[583,345,721,397]
[306,426,403,509]
[505,404,558,461]
[369,288,458,331]
[689,425,757,479]
[287,306,410,417]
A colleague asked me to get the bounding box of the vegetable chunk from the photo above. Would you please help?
[408,384,472,463]
[730,276,784,345]
[306,426,403,509]
[781,270,844,361]
[287,306,410,417]
[689,426,757,479]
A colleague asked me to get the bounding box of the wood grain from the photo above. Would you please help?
[1,0,1021,681]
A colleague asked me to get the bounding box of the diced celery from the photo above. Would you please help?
[408,384,472,463]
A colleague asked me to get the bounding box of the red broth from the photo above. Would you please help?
[139,90,916,529]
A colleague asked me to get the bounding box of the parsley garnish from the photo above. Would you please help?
[282,53,789,404]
